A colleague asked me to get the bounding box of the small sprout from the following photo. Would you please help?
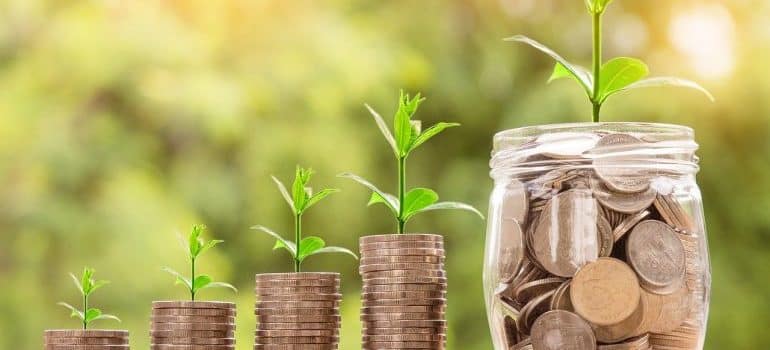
[340,91,484,234]
[507,0,713,122]
[58,267,121,330]
[162,224,237,301]
[253,165,358,273]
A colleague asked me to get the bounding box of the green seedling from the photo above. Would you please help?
[507,0,714,122]
[340,91,484,234]
[162,224,237,301]
[253,166,358,272]
[58,267,121,329]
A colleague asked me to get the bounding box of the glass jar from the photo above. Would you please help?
[483,123,711,350]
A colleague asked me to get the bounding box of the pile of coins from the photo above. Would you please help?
[150,301,235,350]
[359,234,447,350]
[491,132,708,350]
[44,330,129,350]
[254,272,341,350]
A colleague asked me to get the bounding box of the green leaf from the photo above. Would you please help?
[394,91,415,157]
[251,225,297,258]
[365,103,399,157]
[81,267,94,295]
[339,173,399,215]
[506,35,594,96]
[303,188,339,213]
[162,267,192,291]
[84,308,102,324]
[192,275,212,292]
[200,281,238,293]
[188,225,203,258]
[271,176,296,213]
[409,122,460,152]
[69,273,84,295]
[292,166,313,212]
[91,313,121,323]
[89,279,110,295]
[401,188,439,222]
[297,236,326,262]
[598,57,649,102]
[586,0,613,13]
[58,302,84,321]
[620,77,714,101]
[548,63,594,98]
[304,246,359,260]
[409,201,485,221]
[197,239,224,258]
[409,120,422,146]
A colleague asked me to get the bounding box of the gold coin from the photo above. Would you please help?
[597,213,614,257]
[626,220,686,294]
[362,276,447,285]
[362,284,446,293]
[360,241,444,251]
[151,338,235,345]
[360,269,445,279]
[254,344,336,350]
[44,338,128,345]
[613,210,651,242]
[150,330,233,338]
[255,279,340,288]
[44,330,129,338]
[359,263,444,274]
[362,319,446,328]
[257,315,340,323]
[254,336,338,344]
[531,189,600,277]
[152,301,235,310]
[362,291,446,300]
[255,329,337,337]
[361,247,445,257]
[360,298,446,307]
[254,272,339,281]
[360,312,445,321]
[361,305,445,314]
[530,310,595,350]
[256,300,339,309]
[254,286,339,295]
[362,333,445,342]
[513,277,564,305]
[256,294,342,302]
[255,308,338,316]
[360,255,444,265]
[592,178,656,214]
[591,134,652,193]
[152,308,235,317]
[362,326,446,335]
[593,294,645,343]
[360,234,443,244]
[255,322,339,330]
[571,257,641,326]
[361,341,444,349]
[151,315,235,324]
[150,323,234,331]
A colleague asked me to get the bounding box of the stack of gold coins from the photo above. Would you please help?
[150,301,236,350]
[44,330,129,350]
[254,272,341,350]
[359,234,447,350]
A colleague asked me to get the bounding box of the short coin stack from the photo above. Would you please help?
[150,301,236,350]
[254,272,341,350]
[44,330,129,350]
[359,234,447,350]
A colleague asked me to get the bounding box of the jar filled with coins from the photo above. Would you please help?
[483,123,711,350]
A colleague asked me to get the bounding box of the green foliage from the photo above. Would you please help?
[162,225,236,300]
[342,91,483,234]
[57,267,120,329]
[507,0,713,121]
[254,166,357,272]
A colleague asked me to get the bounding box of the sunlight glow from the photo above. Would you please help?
[669,4,736,79]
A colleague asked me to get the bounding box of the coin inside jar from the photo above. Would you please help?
[531,189,600,277]
[626,220,686,294]
[590,134,652,194]
[570,257,641,326]
[530,310,597,350]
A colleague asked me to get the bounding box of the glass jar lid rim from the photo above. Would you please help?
[494,122,694,143]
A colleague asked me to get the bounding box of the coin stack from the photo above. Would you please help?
[150,301,236,350]
[254,272,341,350]
[44,330,130,350]
[359,234,447,350]
[491,132,708,350]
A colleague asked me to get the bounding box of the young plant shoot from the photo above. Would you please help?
[506,0,714,122]
[340,91,484,234]
[252,166,358,272]
[162,224,237,301]
[58,267,121,330]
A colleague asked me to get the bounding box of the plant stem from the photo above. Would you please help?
[294,213,302,272]
[191,257,196,301]
[397,156,406,234]
[82,293,88,330]
[592,11,603,122]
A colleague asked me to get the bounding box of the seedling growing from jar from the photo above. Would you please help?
[340,91,484,234]
[506,0,713,122]
[162,224,237,300]
[252,166,358,272]
[58,267,121,329]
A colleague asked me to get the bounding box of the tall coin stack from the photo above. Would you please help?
[359,234,447,350]
[150,301,236,350]
[45,330,129,350]
[254,272,342,350]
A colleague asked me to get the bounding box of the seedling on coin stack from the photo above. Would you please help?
[45,267,130,349]
[151,225,237,349]
[251,166,357,350]
[482,1,713,350]
[341,91,483,350]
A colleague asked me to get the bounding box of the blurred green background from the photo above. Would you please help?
[0,0,767,349]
